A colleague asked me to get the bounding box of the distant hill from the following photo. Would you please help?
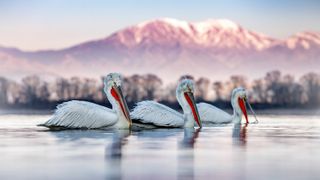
[1,18,320,82]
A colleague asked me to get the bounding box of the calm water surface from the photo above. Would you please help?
[0,111,320,180]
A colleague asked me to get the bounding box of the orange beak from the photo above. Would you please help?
[184,92,202,128]
[111,86,132,126]
[238,97,248,124]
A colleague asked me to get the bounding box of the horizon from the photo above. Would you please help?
[1,0,320,51]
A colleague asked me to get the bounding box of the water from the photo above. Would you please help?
[0,111,320,180]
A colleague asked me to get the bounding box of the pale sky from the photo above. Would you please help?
[1,0,320,51]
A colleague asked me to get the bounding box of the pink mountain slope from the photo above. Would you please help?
[0,18,319,82]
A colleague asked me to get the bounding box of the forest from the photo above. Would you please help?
[0,70,320,110]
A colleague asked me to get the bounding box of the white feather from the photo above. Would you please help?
[40,100,118,129]
[197,102,232,123]
[130,101,184,127]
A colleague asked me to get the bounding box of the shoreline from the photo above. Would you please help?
[1,108,320,116]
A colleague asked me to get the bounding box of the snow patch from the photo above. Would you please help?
[137,18,193,34]
[193,19,239,34]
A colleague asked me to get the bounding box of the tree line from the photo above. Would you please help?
[0,70,320,109]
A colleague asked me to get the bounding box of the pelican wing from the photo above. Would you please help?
[130,101,184,127]
[197,102,232,123]
[39,100,118,129]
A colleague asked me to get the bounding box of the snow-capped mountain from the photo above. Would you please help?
[81,18,276,53]
[284,32,320,50]
[0,18,319,82]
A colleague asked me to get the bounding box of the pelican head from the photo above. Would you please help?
[231,87,258,124]
[176,79,202,128]
[104,73,132,128]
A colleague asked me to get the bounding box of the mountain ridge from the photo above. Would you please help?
[0,18,319,82]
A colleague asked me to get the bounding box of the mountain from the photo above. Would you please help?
[1,18,320,82]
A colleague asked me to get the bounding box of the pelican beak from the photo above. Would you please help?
[244,97,259,124]
[238,97,249,124]
[184,91,202,128]
[111,85,132,126]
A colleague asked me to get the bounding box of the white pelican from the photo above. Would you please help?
[38,73,132,129]
[197,87,258,124]
[131,79,202,128]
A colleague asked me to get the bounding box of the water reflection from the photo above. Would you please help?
[105,129,130,180]
[47,129,112,141]
[178,128,200,180]
[232,123,248,179]
[232,123,248,146]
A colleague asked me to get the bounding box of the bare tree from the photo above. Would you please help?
[6,81,23,104]
[161,83,177,102]
[69,77,81,99]
[122,74,145,102]
[195,77,210,101]
[213,81,224,101]
[229,75,248,89]
[21,75,50,104]
[300,73,320,106]
[1,71,319,108]
[55,78,71,100]
[251,79,267,103]
[264,70,282,104]
[0,77,9,106]
[143,74,162,100]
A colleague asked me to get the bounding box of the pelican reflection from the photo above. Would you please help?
[178,128,200,180]
[105,129,131,180]
[232,123,248,146]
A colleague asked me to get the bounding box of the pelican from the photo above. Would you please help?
[38,73,132,129]
[197,87,258,124]
[131,79,202,128]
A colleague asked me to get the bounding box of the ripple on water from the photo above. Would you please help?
[0,113,320,180]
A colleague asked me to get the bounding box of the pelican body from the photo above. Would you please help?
[39,73,132,129]
[197,87,258,124]
[131,79,202,128]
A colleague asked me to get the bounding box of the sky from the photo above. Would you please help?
[1,0,320,51]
